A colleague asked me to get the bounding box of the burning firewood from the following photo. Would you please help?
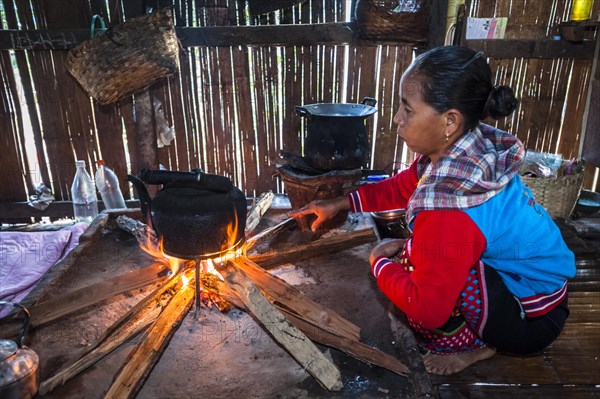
[233,257,361,340]
[201,270,409,377]
[39,270,186,395]
[103,276,195,399]
[216,260,343,391]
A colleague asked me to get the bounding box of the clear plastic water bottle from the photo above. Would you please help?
[95,160,126,209]
[71,160,98,223]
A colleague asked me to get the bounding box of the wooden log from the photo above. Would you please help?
[387,306,436,398]
[217,261,343,391]
[95,268,187,345]
[19,213,110,311]
[247,227,377,269]
[39,304,160,395]
[283,311,409,377]
[103,280,195,398]
[29,262,168,327]
[39,271,186,395]
[116,214,160,249]
[245,216,297,251]
[245,191,275,235]
[203,273,409,377]
[234,257,361,341]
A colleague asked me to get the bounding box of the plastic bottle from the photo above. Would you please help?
[570,0,592,21]
[71,160,99,223]
[95,160,126,209]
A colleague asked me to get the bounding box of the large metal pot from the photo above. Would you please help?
[128,169,247,259]
[296,97,377,171]
[0,302,39,399]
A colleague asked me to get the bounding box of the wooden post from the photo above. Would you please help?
[132,89,159,177]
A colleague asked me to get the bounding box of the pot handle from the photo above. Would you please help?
[360,97,377,107]
[295,106,311,118]
[0,301,31,348]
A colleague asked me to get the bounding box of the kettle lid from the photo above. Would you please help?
[0,340,17,362]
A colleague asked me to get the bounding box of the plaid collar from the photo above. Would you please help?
[406,123,524,225]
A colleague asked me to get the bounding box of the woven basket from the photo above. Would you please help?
[354,0,430,42]
[522,173,584,219]
[66,9,179,105]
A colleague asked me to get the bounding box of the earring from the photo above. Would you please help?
[445,133,450,142]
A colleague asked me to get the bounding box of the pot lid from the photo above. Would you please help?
[299,103,377,117]
[0,340,17,362]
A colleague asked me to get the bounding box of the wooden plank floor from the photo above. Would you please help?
[430,258,600,399]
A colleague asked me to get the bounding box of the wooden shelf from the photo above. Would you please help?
[465,38,596,59]
[1,24,595,59]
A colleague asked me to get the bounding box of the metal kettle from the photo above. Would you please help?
[0,302,39,399]
[128,169,247,259]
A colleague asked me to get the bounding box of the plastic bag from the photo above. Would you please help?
[520,150,563,178]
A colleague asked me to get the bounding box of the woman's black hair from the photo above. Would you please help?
[409,46,518,131]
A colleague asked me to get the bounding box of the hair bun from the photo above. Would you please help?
[488,86,518,119]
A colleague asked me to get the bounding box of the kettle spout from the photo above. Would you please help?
[127,175,152,227]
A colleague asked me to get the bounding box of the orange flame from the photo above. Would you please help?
[224,209,240,252]
[205,259,223,280]
[181,274,190,287]
[138,208,243,277]
[139,230,185,275]
[193,209,244,260]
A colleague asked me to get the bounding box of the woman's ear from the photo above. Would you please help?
[444,109,464,136]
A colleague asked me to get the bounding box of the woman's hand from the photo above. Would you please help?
[287,196,350,232]
[369,238,405,264]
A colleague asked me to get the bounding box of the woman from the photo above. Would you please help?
[288,46,576,375]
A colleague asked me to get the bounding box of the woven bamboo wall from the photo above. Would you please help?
[468,0,598,161]
[0,0,597,210]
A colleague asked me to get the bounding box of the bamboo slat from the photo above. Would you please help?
[1,0,597,209]
[0,51,29,201]
[559,59,592,159]
[281,45,303,157]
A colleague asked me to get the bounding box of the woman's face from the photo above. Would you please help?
[393,70,449,163]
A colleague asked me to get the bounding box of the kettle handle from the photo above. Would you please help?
[139,169,232,193]
[0,301,31,348]
[295,106,311,118]
[127,175,153,227]
[360,97,377,107]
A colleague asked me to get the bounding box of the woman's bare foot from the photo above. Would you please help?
[423,346,496,375]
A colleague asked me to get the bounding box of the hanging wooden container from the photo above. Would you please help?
[66,9,179,105]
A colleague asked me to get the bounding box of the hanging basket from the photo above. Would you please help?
[354,0,431,43]
[522,173,584,219]
[66,9,179,105]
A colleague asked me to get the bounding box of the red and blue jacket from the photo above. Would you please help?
[349,160,575,330]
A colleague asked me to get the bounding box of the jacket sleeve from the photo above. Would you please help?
[348,160,419,212]
[371,210,486,330]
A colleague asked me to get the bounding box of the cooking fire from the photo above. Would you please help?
[31,170,407,398]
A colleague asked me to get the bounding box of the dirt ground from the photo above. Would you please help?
[25,209,417,398]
